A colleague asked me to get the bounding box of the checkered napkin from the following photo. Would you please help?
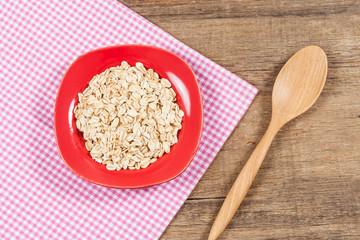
[0,0,257,239]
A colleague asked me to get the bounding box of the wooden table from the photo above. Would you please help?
[121,1,360,239]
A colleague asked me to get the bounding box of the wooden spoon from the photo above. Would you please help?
[208,46,328,240]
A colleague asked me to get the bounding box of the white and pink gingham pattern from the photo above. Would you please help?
[0,0,257,239]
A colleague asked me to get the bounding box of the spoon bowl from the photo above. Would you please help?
[273,46,328,124]
[209,46,327,240]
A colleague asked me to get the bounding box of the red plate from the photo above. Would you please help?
[54,45,203,188]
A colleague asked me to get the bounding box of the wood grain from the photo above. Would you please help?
[120,1,360,239]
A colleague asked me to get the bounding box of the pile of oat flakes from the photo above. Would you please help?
[74,61,183,170]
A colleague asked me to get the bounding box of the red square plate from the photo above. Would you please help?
[54,45,203,188]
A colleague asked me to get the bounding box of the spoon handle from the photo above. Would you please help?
[208,121,280,240]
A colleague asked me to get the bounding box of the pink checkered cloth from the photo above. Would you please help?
[0,0,257,239]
